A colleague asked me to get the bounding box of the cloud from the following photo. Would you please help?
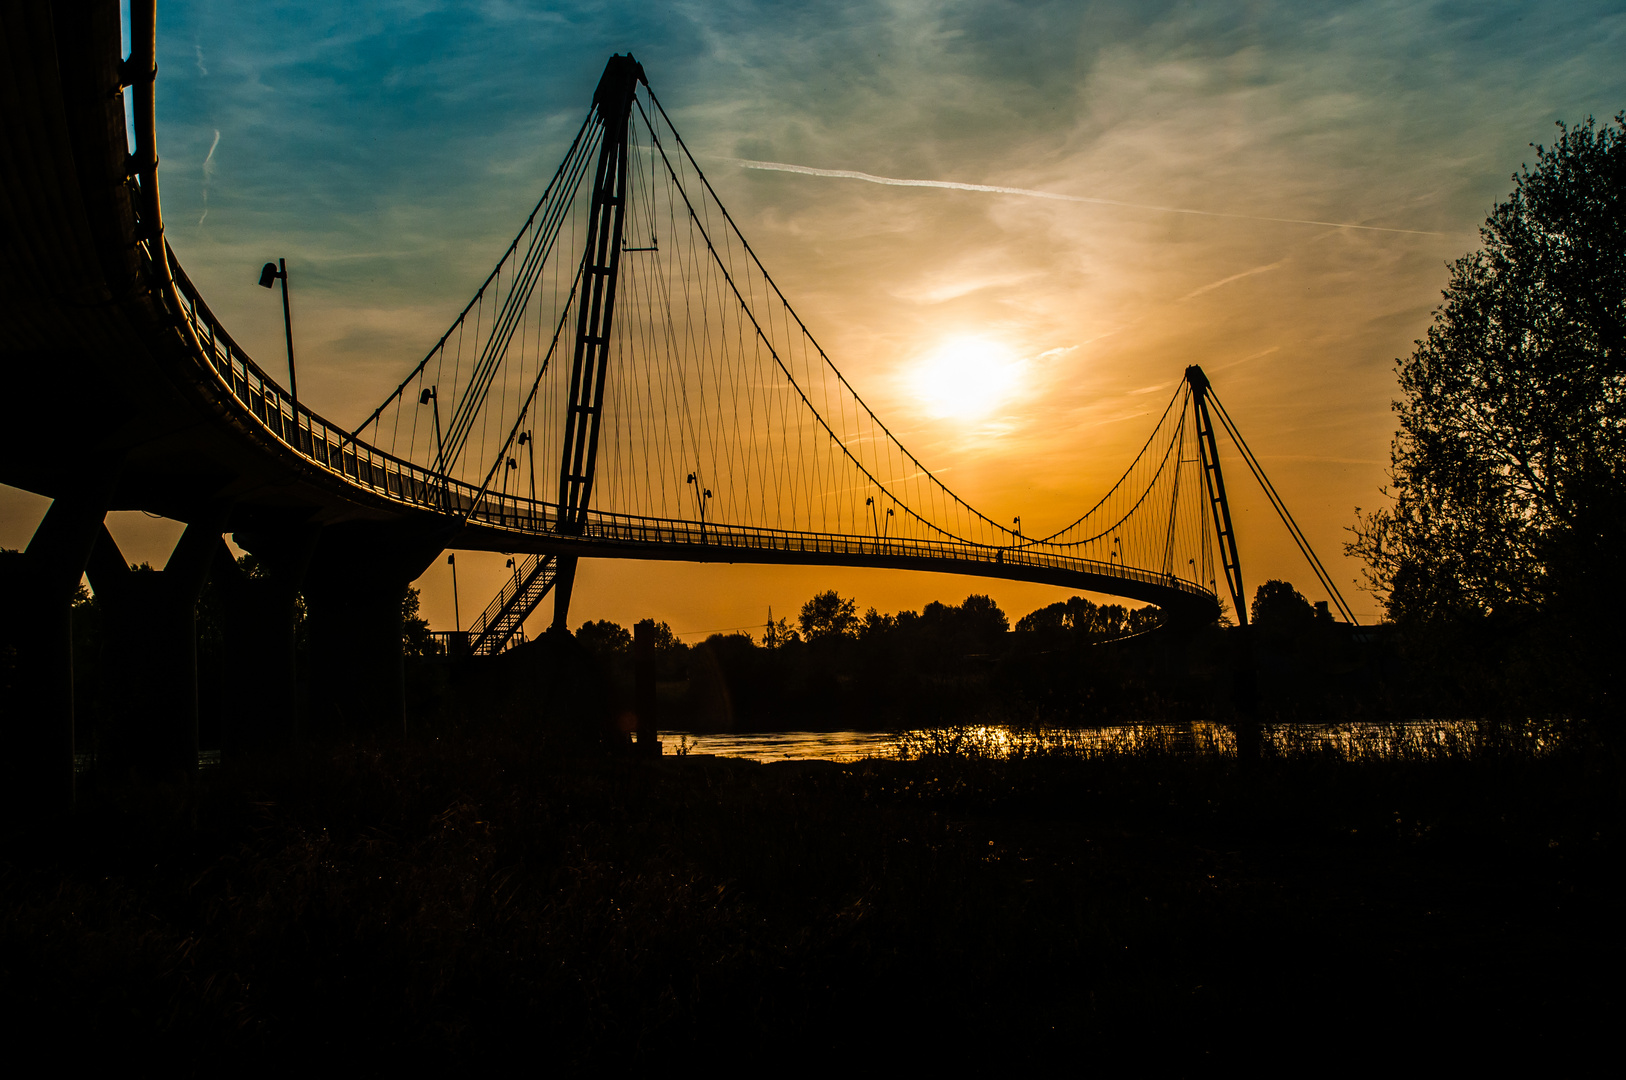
[733,160,1443,235]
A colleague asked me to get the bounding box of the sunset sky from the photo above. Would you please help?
[7,0,1625,638]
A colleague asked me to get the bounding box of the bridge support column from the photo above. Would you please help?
[1229,625,1263,760]
[632,618,659,756]
[0,495,110,820]
[302,526,441,740]
[87,515,226,780]
[551,555,579,632]
[218,529,317,754]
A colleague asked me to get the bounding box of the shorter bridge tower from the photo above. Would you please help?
[1187,365,1247,626]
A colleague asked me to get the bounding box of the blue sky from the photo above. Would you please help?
[27,0,1624,634]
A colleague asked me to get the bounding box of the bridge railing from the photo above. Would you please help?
[166,248,510,515]
[159,247,1210,606]
[457,495,1211,601]
[575,510,1212,600]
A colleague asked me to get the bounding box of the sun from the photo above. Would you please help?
[911,336,1023,420]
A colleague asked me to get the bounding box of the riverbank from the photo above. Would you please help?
[3,724,1619,1067]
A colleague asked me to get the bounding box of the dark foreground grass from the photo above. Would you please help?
[2,724,1620,1070]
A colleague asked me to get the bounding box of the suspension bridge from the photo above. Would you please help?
[0,3,1353,811]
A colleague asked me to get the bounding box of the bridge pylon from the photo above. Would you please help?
[1187,365,1247,627]
[550,54,646,632]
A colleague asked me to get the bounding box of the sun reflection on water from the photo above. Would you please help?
[660,720,1496,764]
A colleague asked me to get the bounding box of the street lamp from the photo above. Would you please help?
[418,385,446,476]
[257,258,298,416]
[447,552,460,633]
[687,473,711,539]
[517,430,536,505]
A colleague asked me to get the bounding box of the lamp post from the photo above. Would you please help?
[447,552,460,634]
[418,385,446,473]
[257,258,298,415]
[687,472,711,540]
[517,430,536,505]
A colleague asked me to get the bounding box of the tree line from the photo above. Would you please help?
[553,581,1376,732]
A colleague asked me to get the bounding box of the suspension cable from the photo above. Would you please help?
[643,90,1021,546]
[348,108,597,443]
[1207,388,1358,624]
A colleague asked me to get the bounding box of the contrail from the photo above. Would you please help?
[734,159,1441,236]
[199,129,220,226]
[1180,258,1287,301]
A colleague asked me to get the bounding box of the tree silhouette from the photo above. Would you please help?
[577,619,632,659]
[1015,595,1161,640]
[1349,113,1626,627]
[402,585,435,656]
[1250,580,1315,632]
[762,615,799,648]
[799,590,858,641]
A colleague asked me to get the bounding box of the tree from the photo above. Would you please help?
[1126,605,1163,635]
[799,590,858,641]
[1250,580,1314,632]
[1015,600,1069,635]
[1349,114,1626,628]
[576,619,631,659]
[402,585,436,656]
[858,606,896,641]
[1015,595,1161,639]
[958,594,1010,638]
[762,615,799,648]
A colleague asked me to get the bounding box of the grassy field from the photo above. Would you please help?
[3,722,1619,1068]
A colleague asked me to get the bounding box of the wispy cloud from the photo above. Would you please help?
[733,159,1442,236]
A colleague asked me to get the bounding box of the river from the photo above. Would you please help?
[657,719,1488,763]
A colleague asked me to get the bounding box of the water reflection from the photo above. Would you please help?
[661,730,897,763]
[661,719,1492,764]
